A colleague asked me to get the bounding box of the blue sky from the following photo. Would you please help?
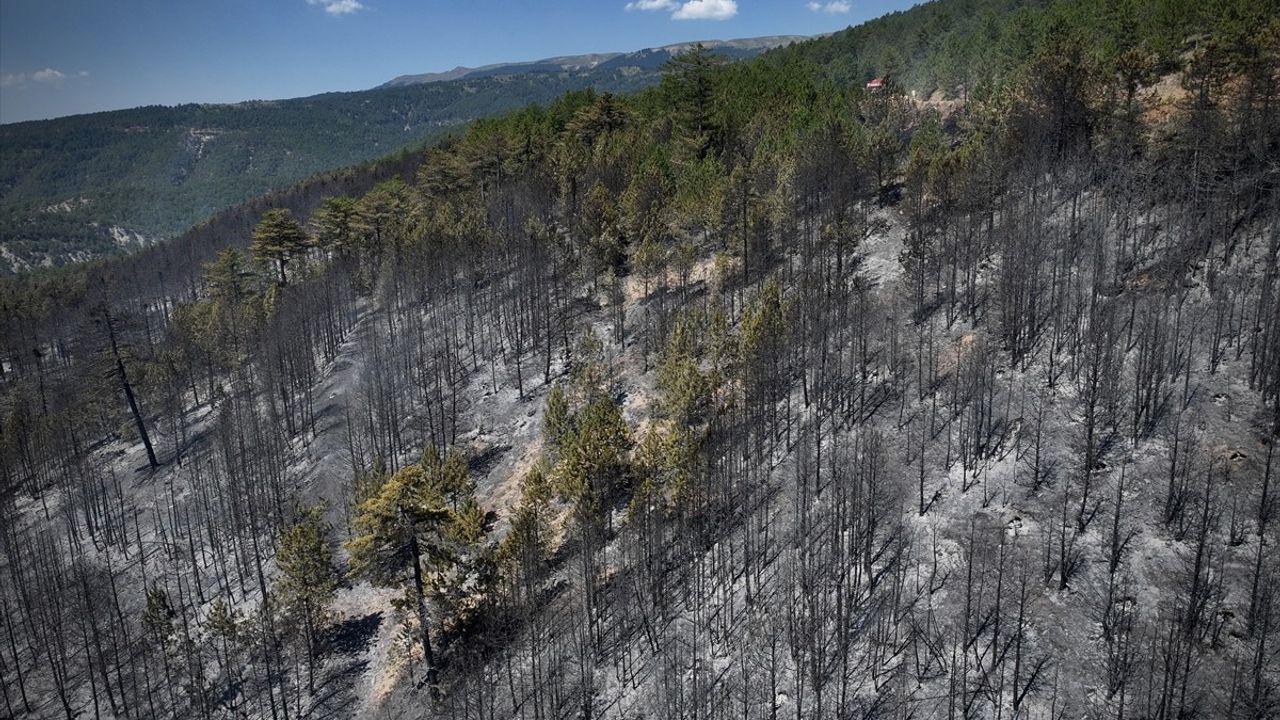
[0,0,915,124]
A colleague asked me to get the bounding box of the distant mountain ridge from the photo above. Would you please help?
[379,35,809,88]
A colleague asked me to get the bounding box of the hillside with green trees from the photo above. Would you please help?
[778,0,1263,92]
[0,39,795,274]
[0,0,1277,718]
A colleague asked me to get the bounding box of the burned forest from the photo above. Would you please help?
[1,0,1279,718]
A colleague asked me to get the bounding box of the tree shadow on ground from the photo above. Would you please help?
[304,612,383,718]
[330,611,383,655]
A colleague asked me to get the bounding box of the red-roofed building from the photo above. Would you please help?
[865,77,885,91]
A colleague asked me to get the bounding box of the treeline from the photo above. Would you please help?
[1,0,1278,718]
[784,0,1274,97]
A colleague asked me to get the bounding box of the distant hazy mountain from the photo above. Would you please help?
[379,36,808,88]
[0,35,804,274]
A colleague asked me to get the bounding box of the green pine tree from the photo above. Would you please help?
[251,208,311,286]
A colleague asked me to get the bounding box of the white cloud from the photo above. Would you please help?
[307,0,364,15]
[807,0,851,13]
[672,0,738,20]
[627,0,736,20]
[625,0,676,9]
[32,68,67,83]
[1,68,83,88]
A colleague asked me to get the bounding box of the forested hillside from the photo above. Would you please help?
[1,0,1278,719]
[0,38,792,274]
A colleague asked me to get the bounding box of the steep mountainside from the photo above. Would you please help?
[0,0,1277,719]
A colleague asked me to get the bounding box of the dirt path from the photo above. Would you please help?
[292,308,372,533]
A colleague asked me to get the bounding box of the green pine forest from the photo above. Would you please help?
[0,59,673,272]
[0,40,799,274]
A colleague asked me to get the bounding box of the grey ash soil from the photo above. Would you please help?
[242,259,668,715]
[7,193,1276,720]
